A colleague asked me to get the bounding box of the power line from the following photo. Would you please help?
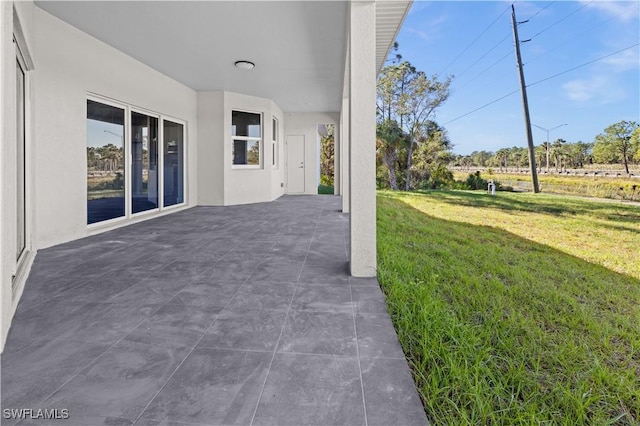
[442,43,639,126]
[443,89,520,125]
[523,0,556,21]
[455,33,511,79]
[524,13,617,66]
[438,4,511,75]
[526,1,593,41]
[527,42,640,87]
[455,50,513,92]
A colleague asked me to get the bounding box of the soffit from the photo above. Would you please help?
[35,1,410,112]
[376,0,412,73]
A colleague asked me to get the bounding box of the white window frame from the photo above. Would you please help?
[161,116,188,210]
[86,94,188,228]
[130,107,160,218]
[13,25,35,294]
[232,110,262,169]
[272,117,279,169]
[86,95,129,228]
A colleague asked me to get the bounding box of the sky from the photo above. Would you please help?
[394,0,640,155]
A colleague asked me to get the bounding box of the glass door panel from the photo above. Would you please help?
[163,120,184,207]
[86,100,126,224]
[131,112,158,214]
[16,59,26,259]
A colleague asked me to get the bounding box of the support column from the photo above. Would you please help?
[340,97,350,212]
[348,0,376,277]
[0,0,9,353]
[334,114,340,196]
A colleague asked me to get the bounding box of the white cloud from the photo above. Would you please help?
[406,28,435,43]
[408,2,432,16]
[405,14,448,44]
[562,75,626,104]
[602,47,640,71]
[581,0,640,22]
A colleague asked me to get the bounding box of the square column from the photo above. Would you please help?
[340,96,350,212]
[348,0,376,277]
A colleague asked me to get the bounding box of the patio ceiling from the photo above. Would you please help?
[35,1,410,113]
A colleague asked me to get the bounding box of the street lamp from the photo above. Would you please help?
[533,124,567,172]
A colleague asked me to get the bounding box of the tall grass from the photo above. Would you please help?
[377,190,640,425]
[453,171,640,201]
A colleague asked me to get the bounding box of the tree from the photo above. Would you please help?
[565,141,592,169]
[411,120,453,187]
[632,127,640,161]
[508,146,528,172]
[495,148,510,172]
[470,150,492,167]
[320,125,335,186]
[377,59,452,190]
[376,120,408,190]
[593,121,639,174]
[540,141,551,172]
[534,144,546,173]
[401,71,452,190]
[551,139,566,172]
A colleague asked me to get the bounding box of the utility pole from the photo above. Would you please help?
[511,4,540,193]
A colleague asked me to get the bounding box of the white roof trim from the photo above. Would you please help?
[376,0,412,73]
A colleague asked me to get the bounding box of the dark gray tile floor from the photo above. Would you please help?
[1,195,428,426]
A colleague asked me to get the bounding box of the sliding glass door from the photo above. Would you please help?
[163,120,184,207]
[86,100,126,224]
[16,58,26,259]
[131,112,158,214]
[87,98,186,225]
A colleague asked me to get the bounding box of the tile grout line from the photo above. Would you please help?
[25,313,154,420]
[31,265,227,423]
[10,233,226,418]
[131,267,255,425]
[350,267,369,426]
[248,215,320,426]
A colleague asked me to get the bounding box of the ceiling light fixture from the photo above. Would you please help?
[234,60,255,70]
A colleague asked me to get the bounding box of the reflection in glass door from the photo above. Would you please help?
[163,120,184,207]
[86,100,126,224]
[131,112,158,214]
[16,58,26,260]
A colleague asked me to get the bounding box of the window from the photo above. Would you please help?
[87,98,186,224]
[131,111,158,214]
[16,56,26,259]
[272,117,278,168]
[87,100,126,224]
[232,110,262,168]
[163,120,185,207]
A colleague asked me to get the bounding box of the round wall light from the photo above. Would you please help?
[234,60,255,70]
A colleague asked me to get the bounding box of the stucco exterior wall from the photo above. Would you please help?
[1,0,38,353]
[197,91,225,205]
[197,91,285,206]
[32,7,199,249]
[348,1,377,276]
[270,103,286,201]
[284,112,339,195]
[223,92,283,206]
[1,0,15,353]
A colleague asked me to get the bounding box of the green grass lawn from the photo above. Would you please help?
[377,190,640,425]
[318,184,335,195]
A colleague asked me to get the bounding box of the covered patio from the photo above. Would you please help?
[1,195,428,426]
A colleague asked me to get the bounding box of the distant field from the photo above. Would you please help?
[377,190,640,424]
[453,171,640,201]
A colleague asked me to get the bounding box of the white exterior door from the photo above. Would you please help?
[286,135,305,193]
